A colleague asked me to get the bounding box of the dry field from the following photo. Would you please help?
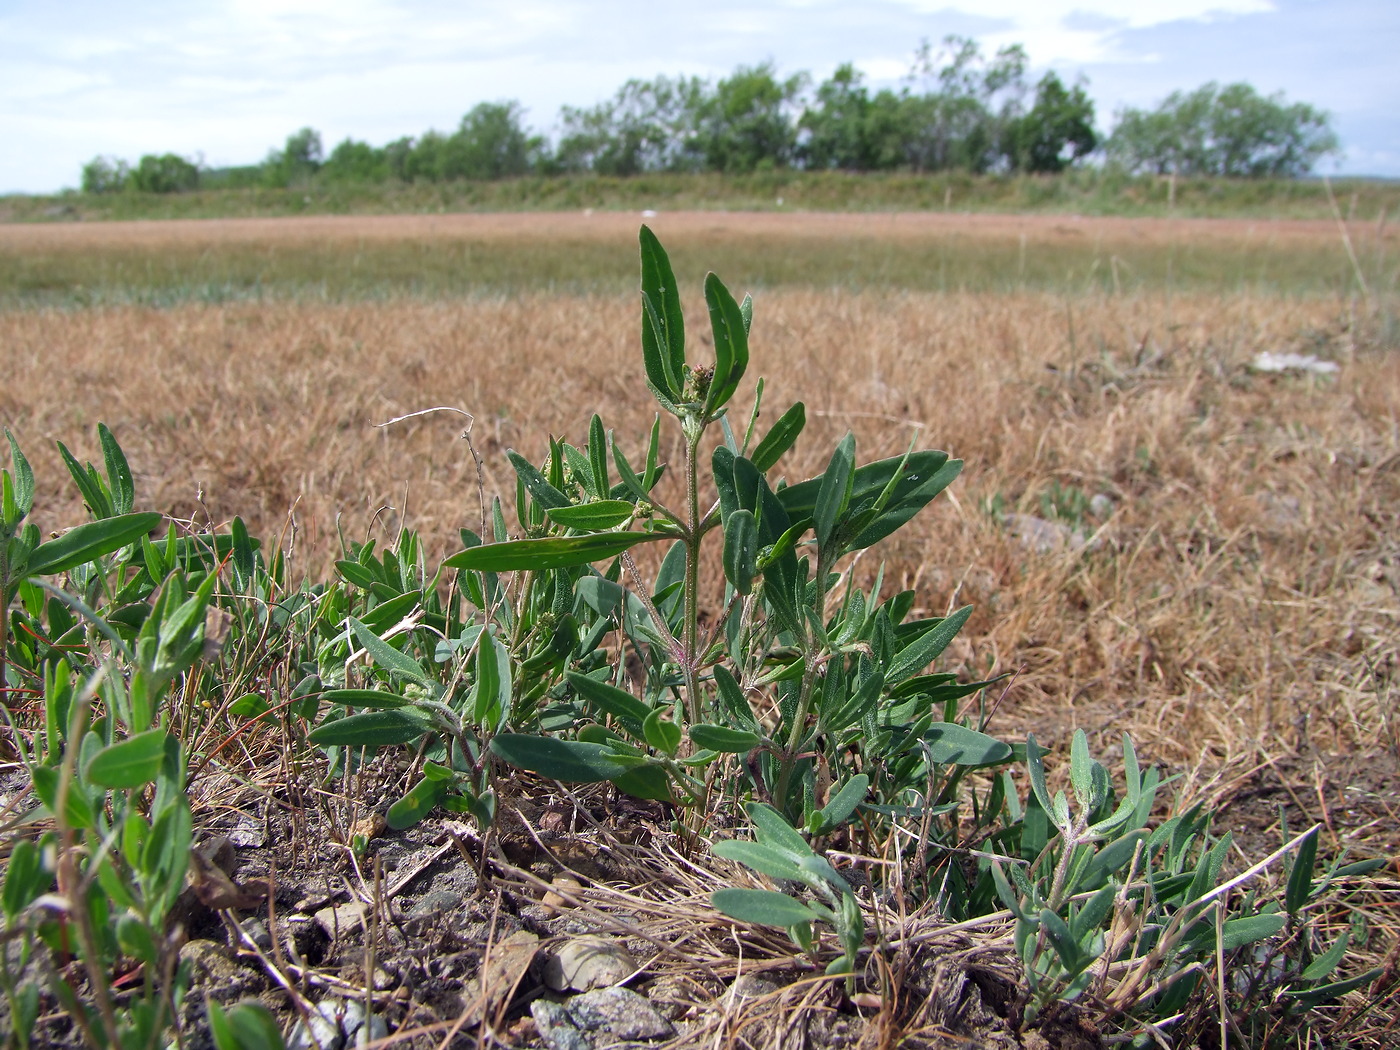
[1,211,1398,1041]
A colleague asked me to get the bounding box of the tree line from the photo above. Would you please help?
[80,37,1338,195]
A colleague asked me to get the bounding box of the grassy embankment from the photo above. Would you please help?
[3,169,1399,224]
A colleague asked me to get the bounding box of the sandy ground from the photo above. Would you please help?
[0,209,1377,252]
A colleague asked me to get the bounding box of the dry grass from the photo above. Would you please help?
[2,287,1394,779]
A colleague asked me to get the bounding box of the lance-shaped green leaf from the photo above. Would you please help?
[566,672,653,734]
[589,415,610,498]
[31,766,94,830]
[884,606,973,684]
[387,775,451,830]
[712,888,819,928]
[23,512,161,578]
[813,433,856,551]
[4,429,34,525]
[639,225,685,402]
[722,509,758,595]
[308,709,435,747]
[750,401,805,473]
[816,774,869,829]
[98,423,135,516]
[547,500,636,531]
[712,665,761,733]
[1026,734,1055,820]
[84,729,169,789]
[923,723,1012,767]
[749,802,814,859]
[491,734,647,782]
[690,724,762,753]
[712,839,806,882]
[1283,967,1386,1008]
[704,271,749,417]
[57,439,113,519]
[445,531,664,573]
[1286,826,1320,915]
[350,617,431,687]
[507,451,572,511]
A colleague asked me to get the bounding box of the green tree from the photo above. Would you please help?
[263,127,323,187]
[128,153,201,193]
[80,156,129,194]
[557,76,707,175]
[441,101,544,179]
[1005,72,1097,173]
[900,36,1029,172]
[1106,82,1338,177]
[320,138,389,183]
[799,63,877,170]
[695,63,805,173]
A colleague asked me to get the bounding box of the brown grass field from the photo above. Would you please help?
[2,210,1397,1042]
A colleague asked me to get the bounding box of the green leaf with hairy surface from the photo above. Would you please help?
[308,709,434,747]
[1286,826,1319,914]
[98,423,135,516]
[445,531,663,572]
[2,838,45,920]
[507,450,572,511]
[208,1001,286,1050]
[567,671,651,733]
[320,689,408,710]
[748,802,814,859]
[350,617,431,687]
[816,775,868,829]
[4,429,34,524]
[713,839,806,882]
[24,511,161,577]
[1026,734,1055,821]
[722,509,758,595]
[1219,912,1288,951]
[643,709,681,756]
[712,666,760,733]
[712,888,819,928]
[750,401,805,473]
[813,433,856,551]
[84,729,168,789]
[388,776,451,830]
[611,764,675,802]
[1284,967,1386,1007]
[885,606,973,684]
[690,724,762,753]
[640,225,685,401]
[704,271,749,416]
[589,415,610,498]
[547,500,636,531]
[31,766,94,830]
[1300,929,1350,983]
[490,734,645,782]
[57,439,112,519]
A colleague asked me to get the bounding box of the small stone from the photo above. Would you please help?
[543,936,637,992]
[314,901,368,940]
[407,889,460,919]
[531,1000,593,1050]
[286,999,389,1050]
[566,986,674,1040]
[726,975,779,1005]
[541,875,583,911]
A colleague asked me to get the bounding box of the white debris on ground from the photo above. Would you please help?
[1249,351,1340,375]
[1003,513,1091,554]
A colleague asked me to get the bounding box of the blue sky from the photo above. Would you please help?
[1,0,1394,194]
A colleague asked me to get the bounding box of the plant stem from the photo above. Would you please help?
[680,423,704,726]
[774,547,834,811]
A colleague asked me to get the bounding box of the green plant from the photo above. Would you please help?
[0,428,224,1049]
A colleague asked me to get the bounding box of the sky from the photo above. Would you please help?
[1,0,1395,194]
